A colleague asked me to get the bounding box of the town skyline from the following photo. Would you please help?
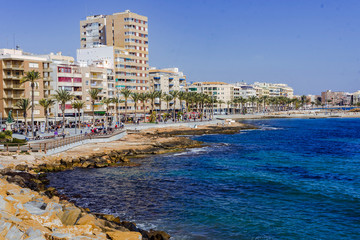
[1,0,360,95]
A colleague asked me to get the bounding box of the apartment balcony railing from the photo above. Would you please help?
[4,75,21,80]
[3,64,24,70]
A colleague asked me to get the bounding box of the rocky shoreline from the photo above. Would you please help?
[0,122,256,239]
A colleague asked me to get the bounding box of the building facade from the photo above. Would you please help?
[79,10,150,115]
[149,68,186,111]
[0,49,52,123]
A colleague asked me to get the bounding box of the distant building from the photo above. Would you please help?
[321,90,352,106]
[234,82,256,99]
[252,82,294,98]
[353,91,360,105]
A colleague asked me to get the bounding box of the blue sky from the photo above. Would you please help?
[1,0,360,95]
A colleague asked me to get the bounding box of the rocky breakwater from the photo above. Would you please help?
[141,122,258,137]
[0,134,202,239]
[0,177,145,239]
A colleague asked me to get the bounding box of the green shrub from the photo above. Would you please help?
[0,133,5,139]
[11,138,27,144]
[4,130,12,137]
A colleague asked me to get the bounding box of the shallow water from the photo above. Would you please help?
[48,118,360,239]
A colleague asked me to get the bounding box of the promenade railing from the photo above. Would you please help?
[0,128,126,154]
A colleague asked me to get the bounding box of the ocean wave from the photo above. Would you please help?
[173,147,210,156]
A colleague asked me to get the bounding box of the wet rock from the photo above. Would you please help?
[14,164,28,171]
[147,230,171,240]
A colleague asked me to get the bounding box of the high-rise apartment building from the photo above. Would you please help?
[79,10,150,115]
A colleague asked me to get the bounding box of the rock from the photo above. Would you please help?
[147,230,171,240]
[60,206,81,225]
[23,200,47,215]
[26,227,45,239]
[15,164,28,171]
[106,231,142,240]
[76,214,98,227]
[5,225,24,239]
[0,219,12,234]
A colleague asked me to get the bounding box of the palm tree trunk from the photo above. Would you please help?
[173,99,176,122]
[134,103,137,121]
[24,114,27,136]
[143,103,146,123]
[45,110,48,132]
[78,109,81,131]
[31,84,35,137]
[124,98,128,122]
[115,103,119,124]
[92,102,95,125]
[62,105,65,133]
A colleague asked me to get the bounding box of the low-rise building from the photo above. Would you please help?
[0,49,52,124]
[321,90,351,106]
[253,82,294,98]
[149,67,186,111]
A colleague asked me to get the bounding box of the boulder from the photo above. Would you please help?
[5,225,24,239]
[147,230,171,240]
[106,231,142,240]
[60,206,81,225]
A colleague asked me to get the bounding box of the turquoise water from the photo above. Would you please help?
[48,118,360,239]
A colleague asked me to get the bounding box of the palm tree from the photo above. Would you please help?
[139,92,149,122]
[15,98,31,136]
[217,100,225,114]
[178,91,187,117]
[88,88,101,125]
[102,97,113,126]
[169,90,179,121]
[111,97,121,124]
[163,94,174,114]
[240,97,247,114]
[53,89,74,133]
[39,98,55,132]
[71,100,85,131]
[226,100,232,114]
[120,88,132,122]
[147,91,157,113]
[248,96,258,113]
[131,92,141,122]
[21,70,41,137]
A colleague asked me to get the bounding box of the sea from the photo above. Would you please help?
[48,118,360,240]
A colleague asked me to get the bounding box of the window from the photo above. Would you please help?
[29,63,39,68]
[58,77,71,82]
[34,110,40,115]
[73,78,82,83]
[58,67,71,73]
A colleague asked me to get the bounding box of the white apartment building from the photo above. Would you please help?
[149,67,186,111]
[234,82,256,99]
[253,82,294,98]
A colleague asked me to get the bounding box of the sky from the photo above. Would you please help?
[1,0,360,95]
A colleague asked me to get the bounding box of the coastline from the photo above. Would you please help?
[0,121,256,239]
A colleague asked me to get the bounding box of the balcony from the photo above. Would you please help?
[13,94,25,100]
[43,68,52,72]
[43,77,52,81]
[3,75,21,80]
[3,64,24,70]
